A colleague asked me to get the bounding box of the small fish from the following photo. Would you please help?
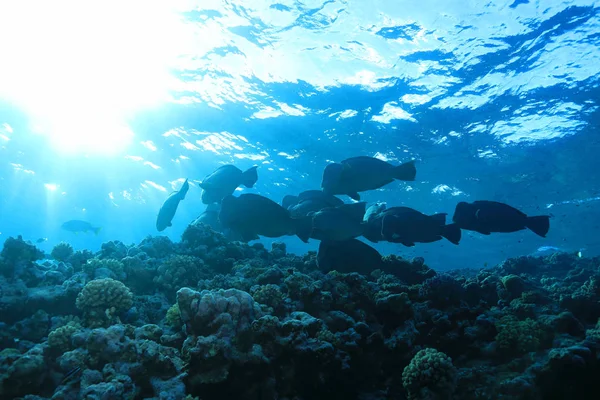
[317,238,384,274]
[311,202,366,241]
[452,200,550,237]
[219,194,312,243]
[36,237,48,244]
[61,220,101,235]
[321,156,416,200]
[61,366,82,385]
[156,179,190,232]
[379,207,462,247]
[199,165,258,204]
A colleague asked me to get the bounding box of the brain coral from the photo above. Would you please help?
[402,348,458,400]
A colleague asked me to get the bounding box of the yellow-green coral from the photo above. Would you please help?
[76,278,133,327]
[83,258,124,278]
[495,315,544,354]
[402,348,458,400]
[154,255,204,294]
[48,322,81,353]
[252,284,285,309]
[165,303,182,328]
[50,242,74,262]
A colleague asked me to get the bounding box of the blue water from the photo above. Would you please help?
[0,0,599,270]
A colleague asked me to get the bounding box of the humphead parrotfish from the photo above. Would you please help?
[283,190,344,218]
[452,200,550,237]
[156,179,190,232]
[317,238,384,274]
[199,165,258,204]
[321,156,416,200]
[61,220,102,235]
[310,202,367,241]
[377,207,462,246]
[219,194,312,243]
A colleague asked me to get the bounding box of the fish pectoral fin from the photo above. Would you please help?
[401,241,415,247]
[478,230,491,235]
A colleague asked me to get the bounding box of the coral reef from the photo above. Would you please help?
[0,225,599,399]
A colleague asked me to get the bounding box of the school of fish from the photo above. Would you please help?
[152,157,551,273]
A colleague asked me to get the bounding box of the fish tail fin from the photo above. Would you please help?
[242,166,259,188]
[526,215,550,237]
[430,213,447,224]
[442,223,461,245]
[295,216,312,243]
[393,160,417,181]
[179,179,190,200]
[93,227,102,236]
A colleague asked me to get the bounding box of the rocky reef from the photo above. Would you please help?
[0,227,599,399]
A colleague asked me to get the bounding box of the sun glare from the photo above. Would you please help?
[0,0,187,155]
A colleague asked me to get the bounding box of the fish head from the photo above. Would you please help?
[282,195,299,210]
[452,202,473,223]
[218,195,238,226]
[321,163,344,192]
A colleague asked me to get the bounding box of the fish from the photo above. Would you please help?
[36,237,48,243]
[311,202,367,241]
[156,179,190,232]
[379,207,462,247]
[452,200,550,237]
[317,238,384,274]
[219,194,312,243]
[321,156,416,200]
[192,203,222,231]
[199,165,258,204]
[61,220,102,235]
[286,190,344,218]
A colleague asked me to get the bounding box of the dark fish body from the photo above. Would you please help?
[287,191,344,218]
[452,200,550,237]
[311,202,366,241]
[192,203,222,232]
[379,207,461,246]
[200,165,258,204]
[61,220,101,235]
[317,239,384,274]
[321,156,416,200]
[219,194,311,243]
[156,179,189,232]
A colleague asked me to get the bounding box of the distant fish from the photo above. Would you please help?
[317,238,384,274]
[452,200,550,237]
[36,237,48,244]
[321,156,416,200]
[379,207,461,247]
[199,165,258,204]
[61,220,101,235]
[219,194,312,243]
[156,179,190,232]
[311,202,366,241]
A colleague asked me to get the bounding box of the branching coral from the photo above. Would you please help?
[82,258,125,280]
[402,348,458,400]
[495,315,546,355]
[75,278,133,328]
[50,242,74,262]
